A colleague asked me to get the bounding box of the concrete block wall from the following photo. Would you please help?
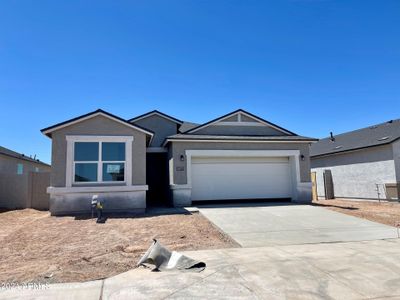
[0,172,50,210]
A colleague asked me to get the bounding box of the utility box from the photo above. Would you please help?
[385,183,399,201]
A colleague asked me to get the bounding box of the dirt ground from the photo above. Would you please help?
[313,198,400,227]
[0,209,237,284]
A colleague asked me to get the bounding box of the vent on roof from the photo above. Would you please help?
[370,125,378,129]
[387,120,393,124]
[378,136,389,141]
[334,145,343,150]
[329,132,335,142]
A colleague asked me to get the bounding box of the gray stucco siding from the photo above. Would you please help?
[170,141,311,185]
[0,155,50,174]
[311,144,394,168]
[311,145,397,199]
[50,115,147,187]
[193,125,287,136]
[392,139,400,183]
[312,160,396,200]
[132,114,178,147]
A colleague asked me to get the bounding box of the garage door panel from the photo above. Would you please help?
[192,157,289,164]
[191,157,292,201]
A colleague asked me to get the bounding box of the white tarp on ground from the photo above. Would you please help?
[137,240,206,272]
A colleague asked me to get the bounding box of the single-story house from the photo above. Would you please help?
[310,119,400,200]
[41,109,317,215]
[0,145,50,175]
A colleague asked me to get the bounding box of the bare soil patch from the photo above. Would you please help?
[0,209,236,284]
[313,198,400,227]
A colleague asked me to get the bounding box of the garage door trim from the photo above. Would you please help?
[185,150,301,200]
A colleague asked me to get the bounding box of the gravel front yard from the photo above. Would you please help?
[313,198,400,227]
[0,209,237,284]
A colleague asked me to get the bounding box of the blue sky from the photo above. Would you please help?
[0,0,399,164]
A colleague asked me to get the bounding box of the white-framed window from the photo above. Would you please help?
[66,136,133,187]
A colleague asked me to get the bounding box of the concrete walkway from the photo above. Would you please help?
[198,203,398,247]
[2,238,400,299]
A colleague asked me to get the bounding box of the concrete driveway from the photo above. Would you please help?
[198,203,398,247]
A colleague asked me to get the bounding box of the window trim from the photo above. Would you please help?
[66,135,133,187]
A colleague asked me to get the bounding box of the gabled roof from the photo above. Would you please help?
[0,145,50,166]
[128,110,183,125]
[178,121,199,133]
[41,109,154,138]
[310,118,400,158]
[183,109,297,136]
[163,134,317,146]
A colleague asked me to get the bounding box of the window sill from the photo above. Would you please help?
[47,185,149,194]
[72,182,126,187]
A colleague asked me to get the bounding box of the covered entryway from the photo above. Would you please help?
[146,152,170,206]
[190,156,292,201]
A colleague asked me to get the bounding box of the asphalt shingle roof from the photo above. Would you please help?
[310,118,400,157]
[0,145,50,166]
[178,122,199,133]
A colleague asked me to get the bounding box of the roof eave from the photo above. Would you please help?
[163,137,318,147]
[41,109,154,139]
[310,137,400,158]
[0,152,51,167]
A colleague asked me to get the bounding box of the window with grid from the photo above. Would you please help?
[73,142,126,183]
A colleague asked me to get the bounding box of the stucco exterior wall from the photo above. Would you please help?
[311,145,397,199]
[170,141,311,184]
[132,115,178,147]
[49,189,146,215]
[392,139,400,183]
[193,125,287,136]
[311,144,393,168]
[50,115,147,187]
[0,154,50,174]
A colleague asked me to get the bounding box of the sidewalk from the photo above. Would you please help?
[1,238,400,299]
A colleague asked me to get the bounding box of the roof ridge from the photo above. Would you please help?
[0,145,50,166]
[128,110,183,124]
[311,117,400,157]
[182,109,298,136]
[319,118,400,140]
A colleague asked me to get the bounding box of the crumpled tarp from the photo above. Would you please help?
[137,239,206,272]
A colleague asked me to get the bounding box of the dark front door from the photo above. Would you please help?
[146,152,170,207]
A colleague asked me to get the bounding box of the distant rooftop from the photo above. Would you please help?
[0,145,50,166]
[311,118,400,157]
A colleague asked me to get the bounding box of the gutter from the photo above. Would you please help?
[163,138,318,147]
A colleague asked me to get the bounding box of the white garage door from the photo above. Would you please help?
[191,157,292,201]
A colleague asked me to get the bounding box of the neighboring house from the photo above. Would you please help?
[0,146,50,174]
[310,119,400,200]
[41,109,317,215]
[0,146,51,210]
